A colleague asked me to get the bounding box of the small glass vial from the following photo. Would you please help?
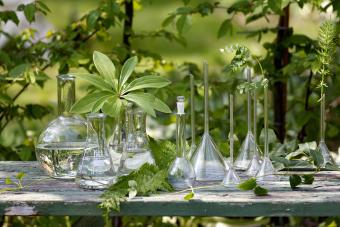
[76,113,116,189]
[168,96,195,190]
[35,74,87,179]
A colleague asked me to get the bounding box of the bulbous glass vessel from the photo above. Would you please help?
[35,74,87,179]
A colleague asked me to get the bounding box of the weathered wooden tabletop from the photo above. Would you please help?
[1,161,340,217]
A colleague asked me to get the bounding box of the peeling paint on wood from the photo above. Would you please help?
[1,161,340,217]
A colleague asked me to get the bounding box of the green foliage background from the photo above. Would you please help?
[0,0,339,226]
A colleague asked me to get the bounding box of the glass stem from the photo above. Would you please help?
[88,115,106,156]
[246,69,252,133]
[176,113,186,157]
[203,61,209,133]
[229,93,234,164]
[320,85,325,142]
[57,74,75,116]
[190,74,195,146]
[253,90,257,154]
[264,85,269,158]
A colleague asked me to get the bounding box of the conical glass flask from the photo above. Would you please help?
[76,113,116,189]
[36,74,87,179]
[168,96,196,190]
[222,94,240,187]
[318,89,334,167]
[191,62,226,182]
[187,74,196,159]
[256,80,279,182]
[118,107,155,176]
[235,68,260,170]
[246,90,262,176]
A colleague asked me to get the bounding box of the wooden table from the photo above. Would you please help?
[1,161,340,217]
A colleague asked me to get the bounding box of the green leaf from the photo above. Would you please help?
[268,0,282,13]
[302,174,314,184]
[259,128,277,145]
[91,95,113,113]
[289,175,302,189]
[123,75,171,94]
[0,93,13,105]
[119,56,138,91]
[16,172,26,180]
[162,14,176,27]
[23,3,36,23]
[5,177,13,185]
[184,192,194,200]
[93,51,117,90]
[254,186,268,196]
[71,73,113,91]
[238,178,257,190]
[217,19,232,39]
[101,96,123,117]
[176,15,192,34]
[87,10,99,30]
[152,97,172,113]
[9,64,30,77]
[71,91,113,113]
[123,93,156,117]
[310,149,324,168]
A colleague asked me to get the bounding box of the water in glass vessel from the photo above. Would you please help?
[35,74,87,179]
[168,96,196,190]
[191,62,226,182]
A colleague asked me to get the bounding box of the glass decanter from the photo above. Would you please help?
[191,61,226,182]
[168,96,196,190]
[35,74,87,179]
[118,106,155,176]
[76,113,116,189]
[235,67,260,170]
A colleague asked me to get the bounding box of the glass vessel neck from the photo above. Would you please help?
[57,74,75,116]
[87,113,107,154]
[176,113,186,158]
[135,110,146,132]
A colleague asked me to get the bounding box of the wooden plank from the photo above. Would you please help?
[1,161,340,217]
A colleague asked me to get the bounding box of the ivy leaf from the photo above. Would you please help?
[93,51,117,90]
[238,177,257,190]
[217,19,232,39]
[184,192,194,200]
[71,73,113,91]
[289,175,302,189]
[71,91,113,113]
[302,175,314,184]
[310,149,324,168]
[176,15,192,34]
[254,186,268,196]
[119,56,138,91]
[123,75,171,94]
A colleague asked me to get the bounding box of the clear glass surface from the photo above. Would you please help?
[76,113,116,189]
[168,96,195,190]
[35,74,87,180]
[191,62,226,182]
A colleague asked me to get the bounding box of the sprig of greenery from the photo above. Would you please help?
[238,178,268,196]
[1,172,25,193]
[71,51,172,117]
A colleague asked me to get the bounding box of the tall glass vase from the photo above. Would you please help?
[36,74,87,179]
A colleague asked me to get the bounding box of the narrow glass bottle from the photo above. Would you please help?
[76,113,116,189]
[187,74,196,159]
[168,96,195,190]
[36,74,87,179]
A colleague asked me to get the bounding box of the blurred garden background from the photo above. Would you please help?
[0,0,339,226]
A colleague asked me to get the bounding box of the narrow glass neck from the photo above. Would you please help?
[203,62,209,133]
[135,111,146,133]
[320,88,326,141]
[264,86,269,157]
[87,114,106,153]
[246,71,252,133]
[57,74,75,116]
[229,93,234,163]
[190,74,195,146]
[176,113,186,157]
[253,90,257,145]
[125,105,135,135]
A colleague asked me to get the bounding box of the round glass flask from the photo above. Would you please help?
[35,74,87,179]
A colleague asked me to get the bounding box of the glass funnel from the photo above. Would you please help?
[168,96,196,190]
[246,89,262,176]
[187,74,196,159]
[118,107,155,176]
[35,74,87,179]
[76,113,116,189]
[318,89,334,167]
[191,62,226,182]
[235,67,260,170]
[256,79,279,182]
[222,93,240,187]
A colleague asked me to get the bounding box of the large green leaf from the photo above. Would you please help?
[0,93,13,104]
[71,91,113,113]
[119,56,138,90]
[123,75,171,94]
[92,95,113,112]
[152,97,172,113]
[102,96,123,117]
[71,73,113,91]
[122,92,156,117]
[93,51,117,90]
